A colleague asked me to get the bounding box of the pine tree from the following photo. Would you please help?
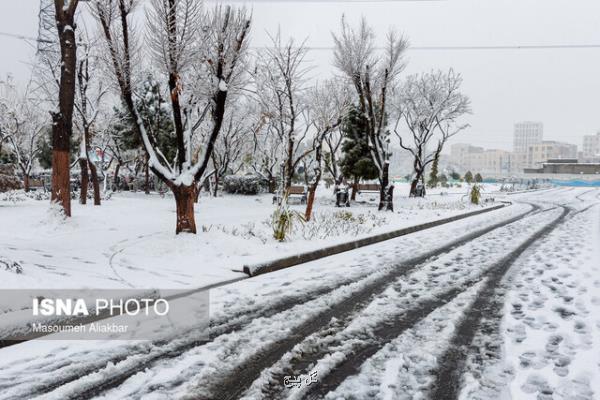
[475,172,483,183]
[427,151,440,188]
[108,75,176,191]
[464,170,474,184]
[339,106,379,200]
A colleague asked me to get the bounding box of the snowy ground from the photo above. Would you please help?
[0,186,597,400]
[0,183,499,290]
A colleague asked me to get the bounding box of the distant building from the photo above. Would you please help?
[513,121,543,169]
[582,132,600,160]
[449,143,483,171]
[470,149,515,175]
[525,159,600,175]
[526,141,578,169]
[449,144,515,175]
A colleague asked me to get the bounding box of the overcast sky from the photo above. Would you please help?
[1,0,599,151]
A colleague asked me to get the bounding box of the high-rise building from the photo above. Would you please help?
[513,121,543,168]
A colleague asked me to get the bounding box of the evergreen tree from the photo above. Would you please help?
[110,75,176,162]
[37,126,80,169]
[439,173,448,186]
[427,151,440,188]
[339,106,379,199]
[449,171,461,181]
[464,170,474,184]
[475,172,483,183]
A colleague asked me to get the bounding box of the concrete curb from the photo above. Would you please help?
[243,202,509,277]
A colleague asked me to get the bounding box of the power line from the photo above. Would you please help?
[265,44,600,51]
[3,24,600,52]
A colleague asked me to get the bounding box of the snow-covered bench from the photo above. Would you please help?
[357,183,381,194]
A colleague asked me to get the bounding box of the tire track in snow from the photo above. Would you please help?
[429,205,570,400]
[188,203,542,400]
[254,209,563,399]
[292,205,566,400]
[5,203,535,400]
[13,273,377,400]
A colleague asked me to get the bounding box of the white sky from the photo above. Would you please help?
[1,0,600,151]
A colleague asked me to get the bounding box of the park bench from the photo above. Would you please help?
[273,185,307,205]
[357,183,381,194]
[28,179,45,191]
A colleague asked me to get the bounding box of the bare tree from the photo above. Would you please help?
[333,16,408,211]
[75,37,108,205]
[303,79,350,221]
[253,32,312,195]
[211,109,251,196]
[92,0,251,233]
[50,0,81,216]
[251,117,282,193]
[393,69,471,197]
[0,92,46,192]
[323,125,344,185]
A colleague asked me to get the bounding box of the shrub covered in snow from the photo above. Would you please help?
[223,175,265,195]
[297,210,388,240]
[0,189,111,203]
[0,257,23,274]
[202,222,270,244]
[0,189,56,202]
[0,164,21,193]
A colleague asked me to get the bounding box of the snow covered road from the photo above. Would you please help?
[0,188,598,400]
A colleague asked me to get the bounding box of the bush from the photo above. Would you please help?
[0,257,23,274]
[470,184,481,205]
[299,210,387,240]
[223,175,265,195]
[202,222,269,244]
[0,164,21,193]
[464,171,473,184]
[271,201,305,242]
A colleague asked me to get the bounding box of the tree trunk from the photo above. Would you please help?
[50,2,79,218]
[351,176,358,201]
[283,134,295,193]
[378,162,393,211]
[89,161,101,205]
[213,174,219,197]
[268,175,277,194]
[172,185,197,234]
[305,187,316,221]
[305,168,321,221]
[144,153,150,194]
[79,158,89,204]
[410,169,423,197]
[51,147,72,216]
[23,173,30,193]
[113,163,121,191]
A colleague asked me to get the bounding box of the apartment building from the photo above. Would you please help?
[582,132,600,159]
[513,121,543,169]
[449,143,484,171]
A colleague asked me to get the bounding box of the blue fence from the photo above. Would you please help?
[551,179,600,187]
